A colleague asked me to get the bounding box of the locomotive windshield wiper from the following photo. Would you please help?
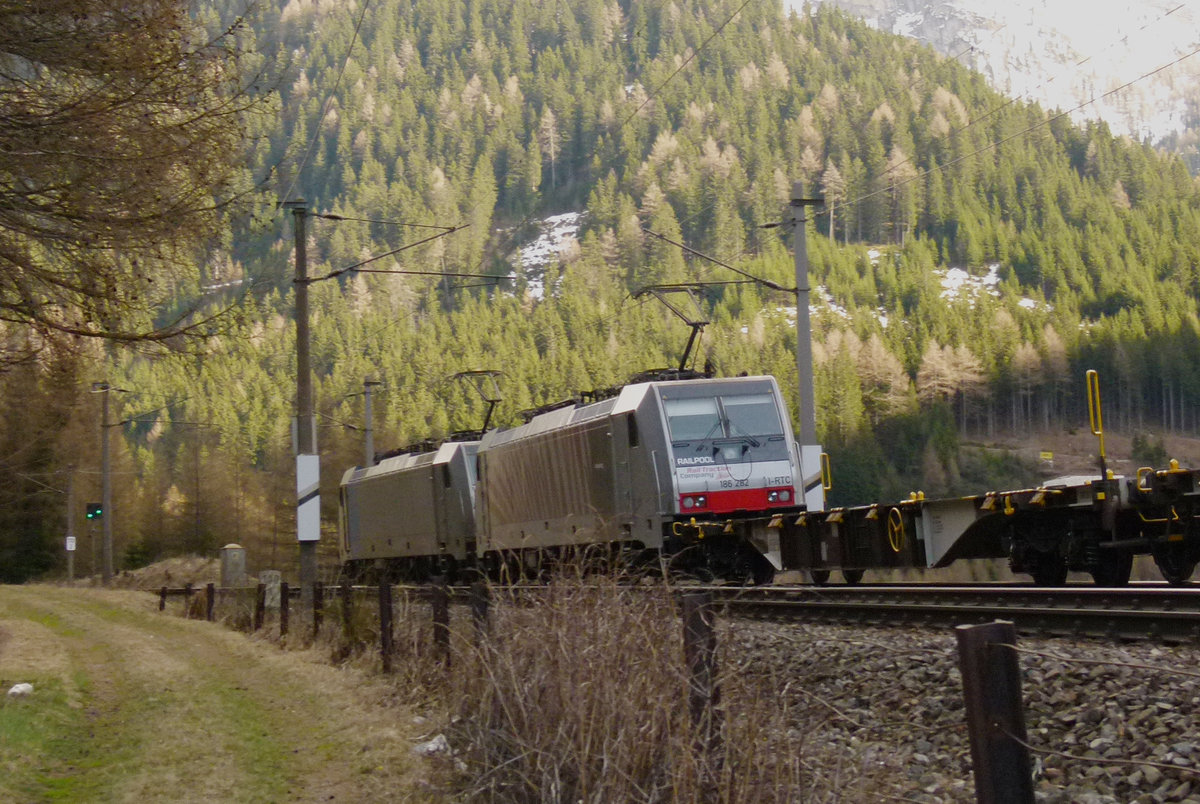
[694,420,724,451]
[724,427,761,449]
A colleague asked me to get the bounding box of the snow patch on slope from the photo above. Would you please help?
[505,212,582,300]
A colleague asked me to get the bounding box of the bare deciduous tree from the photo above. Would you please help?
[0,0,264,361]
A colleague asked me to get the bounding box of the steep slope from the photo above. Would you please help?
[799,0,1200,154]
[33,0,1200,575]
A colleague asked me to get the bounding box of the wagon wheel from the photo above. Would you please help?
[809,569,830,586]
[841,569,864,585]
[1090,552,1132,587]
[1153,542,1197,586]
[1029,551,1068,586]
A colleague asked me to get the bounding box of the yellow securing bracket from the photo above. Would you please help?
[723,520,734,534]
[768,514,783,529]
[865,505,880,521]
[827,509,844,523]
[980,494,997,512]
[1086,369,1108,479]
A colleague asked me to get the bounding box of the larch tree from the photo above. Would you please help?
[820,159,846,242]
[0,0,263,363]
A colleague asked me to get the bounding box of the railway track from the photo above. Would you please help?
[706,583,1200,642]
[316,579,1200,642]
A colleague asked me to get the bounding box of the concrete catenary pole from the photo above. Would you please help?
[98,383,114,584]
[790,185,823,443]
[66,468,75,582]
[287,201,319,601]
[363,378,382,467]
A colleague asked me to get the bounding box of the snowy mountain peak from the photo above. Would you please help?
[793,0,1200,141]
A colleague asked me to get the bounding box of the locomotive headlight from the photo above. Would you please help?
[779,489,791,502]
[767,491,779,502]
[683,496,695,509]
[696,495,706,507]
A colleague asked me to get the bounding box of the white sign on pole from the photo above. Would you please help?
[296,453,321,542]
[65,536,76,552]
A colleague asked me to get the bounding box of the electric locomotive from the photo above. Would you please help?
[336,373,825,584]
[338,440,479,580]
[477,373,822,583]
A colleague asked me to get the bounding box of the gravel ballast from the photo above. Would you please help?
[724,620,1200,803]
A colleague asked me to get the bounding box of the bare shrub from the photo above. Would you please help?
[439,570,806,802]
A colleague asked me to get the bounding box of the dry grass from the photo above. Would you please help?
[353,572,809,803]
[247,572,873,801]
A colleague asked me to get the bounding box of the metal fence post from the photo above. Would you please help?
[682,592,721,759]
[254,583,266,631]
[280,581,290,637]
[312,580,324,640]
[379,582,394,674]
[956,621,1034,804]
[470,580,490,641]
[340,580,353,635]
[431,576,450,667]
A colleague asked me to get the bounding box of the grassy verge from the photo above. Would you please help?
[0,676,95,801]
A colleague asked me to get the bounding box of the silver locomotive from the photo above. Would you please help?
[339,374,822,583]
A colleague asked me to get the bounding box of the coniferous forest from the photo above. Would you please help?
[5,0,1200,581]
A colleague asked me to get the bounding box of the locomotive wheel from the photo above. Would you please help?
[1029,552,1068,586]
[809,569,830,586]
[841,569,864,585]
[1090,552,1133,587]
[1153,543,1197,585]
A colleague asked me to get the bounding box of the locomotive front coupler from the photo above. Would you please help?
[672,517,733,542]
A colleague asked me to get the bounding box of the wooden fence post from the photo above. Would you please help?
[280,581,290,637]
[254,583,266,631]
[379,582,394,674]
[312,581,324,639]
[956,621,1034,804]
[682,592,721,758]
[431,576,450,667]
[206,582,216,622]
[159,586,167,612]
[183,583,193,618]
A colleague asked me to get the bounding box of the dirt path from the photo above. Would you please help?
[0,586,439,802]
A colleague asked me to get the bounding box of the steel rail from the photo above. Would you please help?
[707,585,1200,643]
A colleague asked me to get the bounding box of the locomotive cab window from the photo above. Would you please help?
[664,397,721,441]
[722,394,783,437]
[664,393,783,441]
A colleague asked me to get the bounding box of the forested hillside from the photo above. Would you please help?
[6,0,1200,580]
